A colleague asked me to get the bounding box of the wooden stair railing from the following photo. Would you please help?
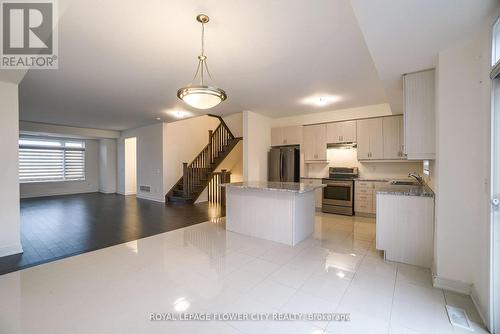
[166,115,241,204]
[208,170,231,206]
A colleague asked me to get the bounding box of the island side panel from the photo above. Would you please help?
[226,187,294,245]
[292,191,315,246]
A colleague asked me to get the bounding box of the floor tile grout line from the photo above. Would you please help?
[387,261,399,334]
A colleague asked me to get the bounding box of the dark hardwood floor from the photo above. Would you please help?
[0,193,224,275]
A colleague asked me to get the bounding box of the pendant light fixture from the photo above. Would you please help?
[177,14,227,109]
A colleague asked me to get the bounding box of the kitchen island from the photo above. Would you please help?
[222,181,326,246]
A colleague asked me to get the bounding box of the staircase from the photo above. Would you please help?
[165,115,242,204]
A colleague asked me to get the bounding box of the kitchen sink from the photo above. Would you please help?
[389,180,420,186]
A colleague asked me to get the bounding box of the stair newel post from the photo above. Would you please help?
[183,162,189,197]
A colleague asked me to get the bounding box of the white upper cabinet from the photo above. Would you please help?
[326,120,356,144]
[357,118,383,160]
[271,125,302,146]
[303,124,327,161]
[403,69,436,160]
[271,127,283,146]
[383,115,404,159]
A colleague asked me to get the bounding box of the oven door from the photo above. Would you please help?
[322,181,353,207]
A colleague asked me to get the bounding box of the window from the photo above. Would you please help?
[19,137,86,183]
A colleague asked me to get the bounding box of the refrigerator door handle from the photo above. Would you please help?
[281,152,286,182]
[280,151,284,181]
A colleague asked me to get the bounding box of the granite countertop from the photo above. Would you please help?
[221,181,326,194]
[356,178,390,182]
[376,184,434,197]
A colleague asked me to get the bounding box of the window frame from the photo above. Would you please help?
[19,136,86,184]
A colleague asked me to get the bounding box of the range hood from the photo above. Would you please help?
[327,142,357,149]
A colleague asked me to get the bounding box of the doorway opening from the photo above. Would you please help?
[124,137,137,195]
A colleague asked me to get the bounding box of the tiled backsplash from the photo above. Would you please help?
[304,148,423,180]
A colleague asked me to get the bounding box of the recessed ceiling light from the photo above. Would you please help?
[173,297,190,312]
[163,109,193,119]
[301,94,341,107]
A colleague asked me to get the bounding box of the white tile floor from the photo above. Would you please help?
[0,213,489,334]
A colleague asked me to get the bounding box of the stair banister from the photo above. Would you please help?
[166,114,242,204]
[208,130,213,164]
[183,162,189,197]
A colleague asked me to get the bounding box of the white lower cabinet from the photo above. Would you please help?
[376,194,434,268]
[301,178,323,208]
[354,180,386,215]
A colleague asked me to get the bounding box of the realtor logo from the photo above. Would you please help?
[1,0,58,69]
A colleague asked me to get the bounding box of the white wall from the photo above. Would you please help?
[223,112,244,138]
[20,121,120,139]
[243,111,271,181]
[20,140,100,198]
[0,81,22,257]
[305,148,422,179]
[117,114,242,203]
[162,115,220,196]
[215,141,244,182]
[117,123,164,202]
[271,103,393,127]
[99,139,117,194]
[433,14,496,326]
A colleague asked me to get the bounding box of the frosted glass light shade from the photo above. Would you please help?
[177,85,227,109]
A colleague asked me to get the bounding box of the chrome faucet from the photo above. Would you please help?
[408,172,424,185]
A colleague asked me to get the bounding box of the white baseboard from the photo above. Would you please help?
[0,244,23,257]
[470,284,489,330]
[99,190,116,194]
[433,275,472,295]
[117,191,136,196]
[20,189,98,199]
[136,194,165,203]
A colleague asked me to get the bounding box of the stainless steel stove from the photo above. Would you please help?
[322,167,358,215]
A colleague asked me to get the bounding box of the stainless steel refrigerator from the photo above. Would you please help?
[268,146,300,182]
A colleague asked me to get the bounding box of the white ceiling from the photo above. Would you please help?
[18,0,387,130]
[350,0,498,114]
[16,0,498,130]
